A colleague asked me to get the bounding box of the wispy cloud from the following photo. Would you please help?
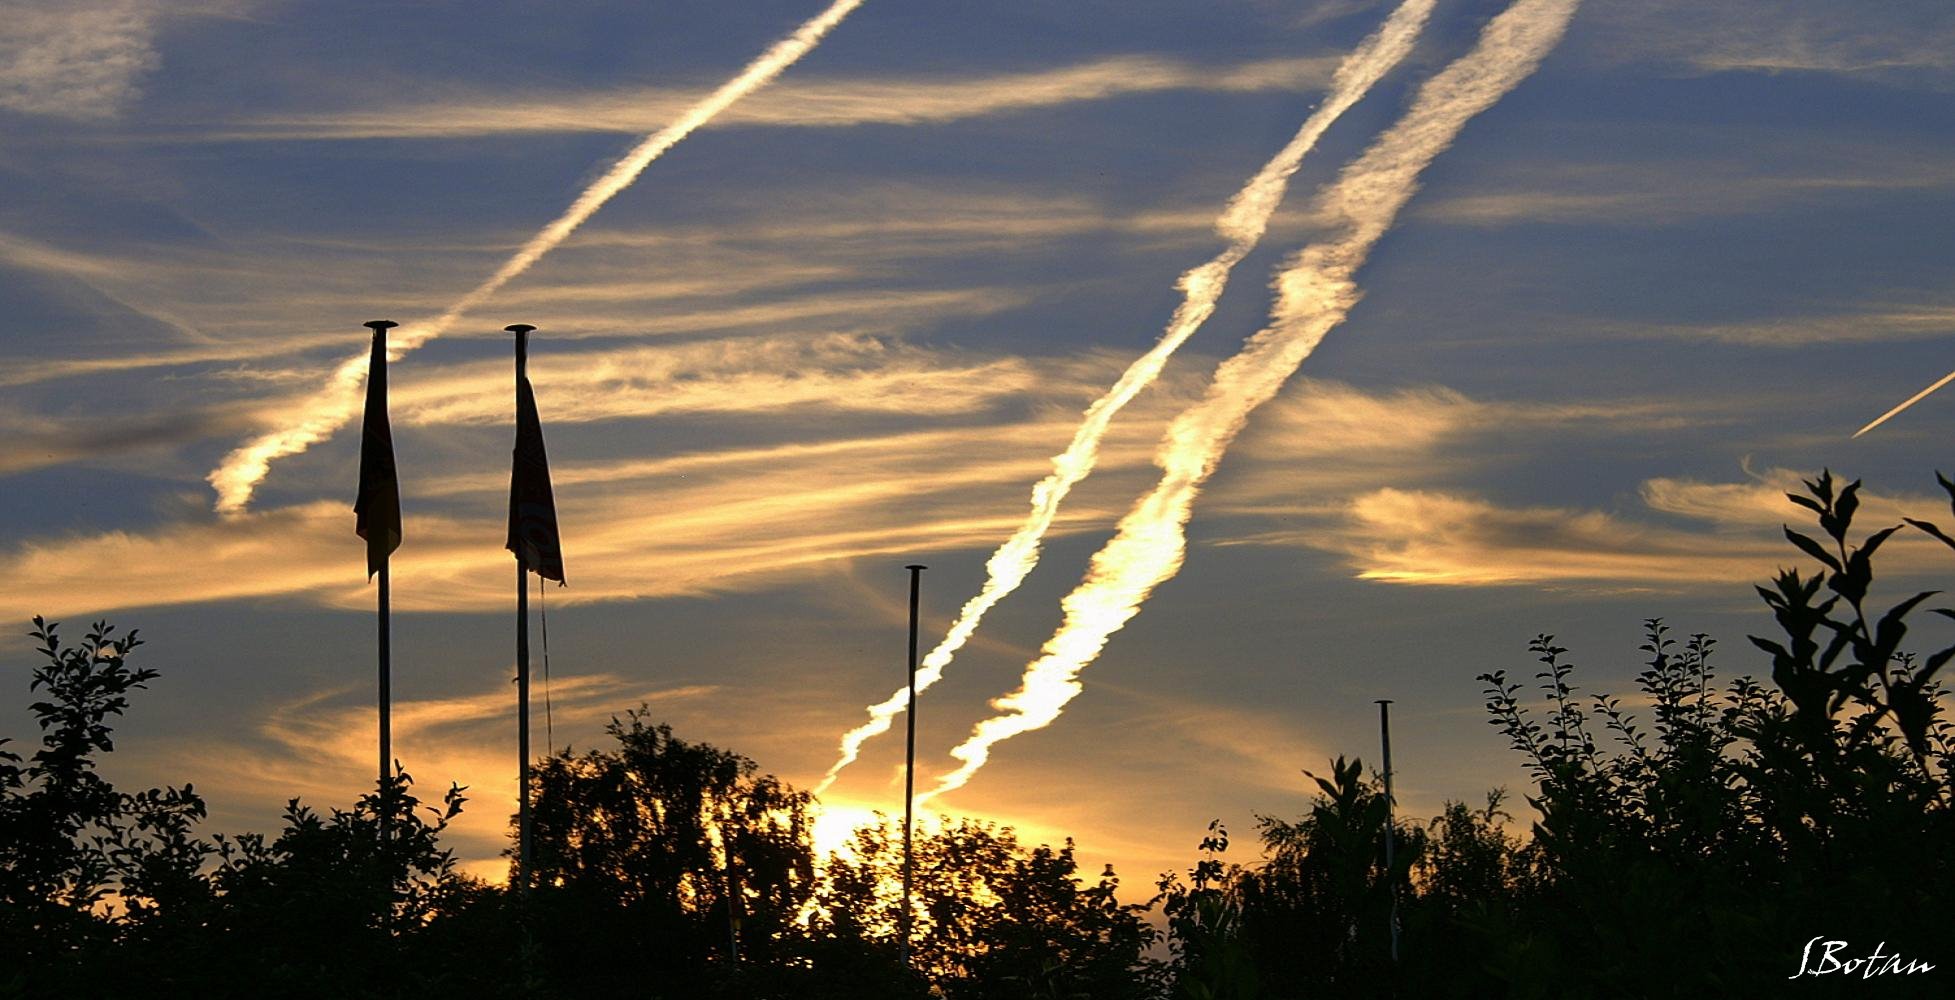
[1584,1,1955,83]
[0,406,258,476]
[0,1,164,120]
[1335,487,1783,587]
[1614,303,1955,348]
[386,335,1046,427]
[0,374,1180,617]
[1305,470,1955,589]
[0,182,1214,393]
[209,54,1342,141]
[1209,379,1715,515]
[1417,149,1955,228]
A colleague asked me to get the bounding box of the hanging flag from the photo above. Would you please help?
[353,321,402,579]
[508,329,566,584]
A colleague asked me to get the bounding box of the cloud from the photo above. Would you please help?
[1305,470,1955,590]
[1638,470,1944,531]
[1214,378,1717,514]
[0,182,1186,396]
[208,54,1342,141]
[1582,1,1955,84]
[1333,488,1782,587]
[0,369,1181,617]
[1604,303,1955,348]
[0,329,1049,484]
[0,1,164,120]
[385,334,1049,427]
[0,405,259,475]
[1416,150,1955,229]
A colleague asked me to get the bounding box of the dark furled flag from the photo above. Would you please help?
[354,323,402,579]
[508,364,565,583]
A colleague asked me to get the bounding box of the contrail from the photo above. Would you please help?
[918,0,1582,806]
[1853,369,1955,438]
[208,0,868,514]
[811,0,1437,798]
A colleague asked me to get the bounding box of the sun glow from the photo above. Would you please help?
[809,799,886,862]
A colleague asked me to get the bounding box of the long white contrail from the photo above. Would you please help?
[811,0,1437,798]
[919,0,1582,806]
[1853,369,1955,438]
[208,0,868,513]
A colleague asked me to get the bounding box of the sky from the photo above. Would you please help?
[5,0,1955,889]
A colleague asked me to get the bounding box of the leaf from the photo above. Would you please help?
[1835,479,1862,529]
[1859,524,1900,560]
[1905,517,1955,553]
[1783,528,1842,572]
[1873,591,1937,657]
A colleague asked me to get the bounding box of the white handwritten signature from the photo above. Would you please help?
[1790,938,1934,979]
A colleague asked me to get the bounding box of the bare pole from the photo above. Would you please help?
[378,564,391,834]
[1376,698,1399,965]
[901,563,925,970]
[510,323,537,892]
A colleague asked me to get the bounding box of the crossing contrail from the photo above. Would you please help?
[208,0,869,514]
[918,0,1582,805]
[811,0,1437,798]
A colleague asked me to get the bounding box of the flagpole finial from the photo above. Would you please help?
[507,324,536,372]
[364,320,398,331]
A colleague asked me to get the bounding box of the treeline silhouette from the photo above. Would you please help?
[4,470,1951,998]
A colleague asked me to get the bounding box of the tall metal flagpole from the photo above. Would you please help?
[510,323,537,891]
[365,319,398,842]
[1376,699,1399,965]
[379,561,391,826]
[901,564,925,970]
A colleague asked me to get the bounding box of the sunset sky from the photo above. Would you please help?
[6,0,1955,887]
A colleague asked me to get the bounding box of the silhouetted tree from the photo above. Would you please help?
[1154,820,1257,1000]
[185,771,470,997]
[1248,757,1424,995]
[1,617,485,999]
[815,816,1164,999]
[0,618,205,995]
[522,710,820,996]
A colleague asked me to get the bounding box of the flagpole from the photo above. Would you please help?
[509,323,537,892]
[1376,698,1398,965]
[379,561,391,828]
[364,319,398,843]
[901,563,925,970]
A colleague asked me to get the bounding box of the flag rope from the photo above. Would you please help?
[539,574,554,752]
